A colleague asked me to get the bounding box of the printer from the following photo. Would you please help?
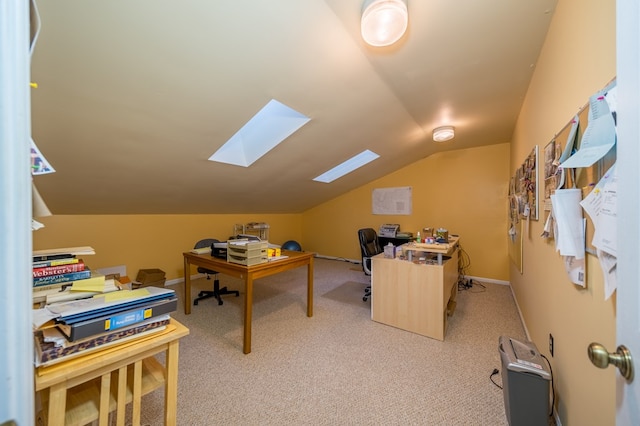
[379,224,400,238]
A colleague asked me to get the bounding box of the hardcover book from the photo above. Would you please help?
[33,246,95,262]
[33,284,73,304]
[33,261,86,278]
[33,269,92,287]
[32,258,79,268]
[55,296,177,341]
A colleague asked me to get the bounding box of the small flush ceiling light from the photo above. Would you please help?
[433,126,455,142]
[361,0,408,47]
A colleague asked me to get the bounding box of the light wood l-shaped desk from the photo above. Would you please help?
[372,237,460,341]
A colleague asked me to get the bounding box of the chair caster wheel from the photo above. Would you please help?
[194,300,199,306]
[363,296,368,302]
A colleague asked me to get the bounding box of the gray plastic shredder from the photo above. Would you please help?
[499,336,552,426]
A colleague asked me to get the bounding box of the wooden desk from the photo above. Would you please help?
[35,319,189,426]
[371,238,459,340]
[183,250,314,354]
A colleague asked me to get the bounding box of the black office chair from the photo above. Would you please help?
[358,228,383,302]
[193,238,240,306]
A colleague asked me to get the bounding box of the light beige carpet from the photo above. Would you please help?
[123,257,528,425]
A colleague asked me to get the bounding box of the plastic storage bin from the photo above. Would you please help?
[499,336,551,426]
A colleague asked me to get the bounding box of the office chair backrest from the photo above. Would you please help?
[358,228,383,277]
[194,238,219,274]
[358,228,382,258]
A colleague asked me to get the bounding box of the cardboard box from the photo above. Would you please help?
[115,275,132,290]
[135,268,166,287]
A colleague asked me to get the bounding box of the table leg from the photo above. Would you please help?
[183,257,191,315]
[243,275,253,354]
[47,383,67,426]
[116,366,127,425]
[132,360,143,426]
[307,257,314,317]
[99,373,110,426]
[165,341,180,426]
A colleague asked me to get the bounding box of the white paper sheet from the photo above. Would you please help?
[580,164,618,256]
[551,189,585,259]
[32,181,52,217]
[560,92,616,169]
[597,249,617,300]
[30,137,55,175]
[579,164,618,300]
[563,255,585,287]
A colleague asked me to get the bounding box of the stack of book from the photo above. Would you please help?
[33,286,177,367]
[32,247,178,367]
[32,246,119,305]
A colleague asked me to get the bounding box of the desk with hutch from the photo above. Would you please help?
[371,236,460,341]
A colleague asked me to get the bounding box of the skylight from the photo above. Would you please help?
[208,99,310,167]
[313,150,380,183]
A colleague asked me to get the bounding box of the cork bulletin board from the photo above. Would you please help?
[542,81,617,254]
[508,146,537,274]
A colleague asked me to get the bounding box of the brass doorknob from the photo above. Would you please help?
[588,342,634,381]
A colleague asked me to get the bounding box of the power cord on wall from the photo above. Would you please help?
[457,244,474,291]
[541,354,555,418]
[456,244,487,292]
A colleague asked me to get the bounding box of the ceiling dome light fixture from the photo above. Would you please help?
[361,0,408,47]
[433,126,455,142]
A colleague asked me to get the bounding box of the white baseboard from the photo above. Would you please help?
[314,254,360,264]
[465,275,510,286]
[554,411,562,426]
[165,273,204,286]
[507,281,531,341]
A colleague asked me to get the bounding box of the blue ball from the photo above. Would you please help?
[281,240,302,251]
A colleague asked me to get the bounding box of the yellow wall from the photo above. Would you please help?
[510,0,616,424]
[303,143,511,281]
[33,142,511,283]
[33,214,302,280]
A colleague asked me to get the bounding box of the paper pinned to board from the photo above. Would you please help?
[30,137,55,175]
[551,189,585,259]
[32,181,51,218]
[560,86,617,169]
[563,255,585,287]
[580,164,618,300]
[580,164,618,256]
[598,249,617,300]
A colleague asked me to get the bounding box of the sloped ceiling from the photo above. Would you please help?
[30,0,556,214]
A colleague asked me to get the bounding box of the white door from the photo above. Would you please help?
[615,0,640,423]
